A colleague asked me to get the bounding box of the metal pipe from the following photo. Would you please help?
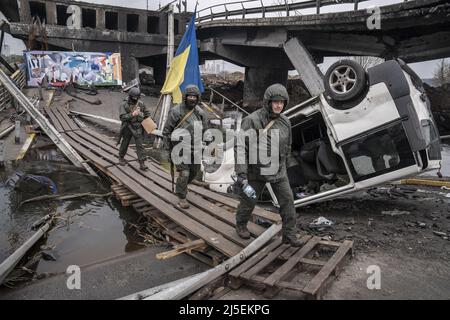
[0,124,14,139]
[145,223,281,300]
[117,274,198,300]
[208,87,249,115]
[69,110,121,124]
[155,4,175,148]
[0,221,51,285]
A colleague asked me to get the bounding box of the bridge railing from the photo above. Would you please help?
[196,0,373,23]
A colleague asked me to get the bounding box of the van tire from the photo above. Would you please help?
[324,60,367,102]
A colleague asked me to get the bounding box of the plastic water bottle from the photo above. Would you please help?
[242,183,257,200]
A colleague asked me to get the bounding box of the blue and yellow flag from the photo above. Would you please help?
[161,10,204,104]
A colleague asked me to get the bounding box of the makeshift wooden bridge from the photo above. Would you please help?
[43,104,281,263]
[43,104,353,299]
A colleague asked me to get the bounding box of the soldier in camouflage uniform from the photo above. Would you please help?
[234,84,303,247]
[118,87,151,171]
[162,84,208,209]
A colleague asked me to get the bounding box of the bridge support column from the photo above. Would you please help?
[46,2,57,25]
[243,67,288,109]
[121,54,139,83]
[96,8,105,29]
[18,0,31,23]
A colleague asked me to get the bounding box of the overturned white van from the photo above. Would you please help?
[203,59,442,208]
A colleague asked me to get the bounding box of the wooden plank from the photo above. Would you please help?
[74,130,135,162]
[16,133,36,160]
[156,239,206,260]
[161,229,219,267]
[117,164,252,247]
[120,194,138,201]
[44,106,64,132]
[302,240,353,297]
[127,161,265,237]
[276,280,305,292]
[80,126,279,223]
[62,134,110,169]
[56,107,79,131]
[299,258,327,267]
[50,106,72,132]
[318,240,343,248]
[229,238,282,278]
[147,162,281,223]
[263,236,321,287]
[240,243,291,281]
[81,127,130,155]
[108,166,242,257]
[66,131,118,165]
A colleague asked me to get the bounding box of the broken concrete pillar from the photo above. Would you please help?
[118,12,127,31]
[96,8,105,29]
[18,0,31,23]
[159,15,168,36]
[139,14,147,33]
[46,2,57,25]
[243,67,288,109]
[283,37,324,96]
[121,54,139,83]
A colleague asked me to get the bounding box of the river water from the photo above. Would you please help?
[0,158,144,277]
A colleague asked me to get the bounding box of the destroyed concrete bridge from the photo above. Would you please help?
[196,0,450,105]
[1,0,450,105]
[1,0,191,84]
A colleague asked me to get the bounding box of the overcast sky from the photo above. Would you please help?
[1,0,447,78]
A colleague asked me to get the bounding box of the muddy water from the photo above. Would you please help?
[0,158,144,276]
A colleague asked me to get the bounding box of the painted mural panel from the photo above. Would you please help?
[24,51,122,87]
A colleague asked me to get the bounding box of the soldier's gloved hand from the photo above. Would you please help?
[236,173,248,186]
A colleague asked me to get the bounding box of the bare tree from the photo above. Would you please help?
[351,56,384,69]
[433,59,450,86]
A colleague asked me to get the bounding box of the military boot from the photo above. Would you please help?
[282,234,305,247]
[139,160,148,171]
[236,224,251,239]
[178,197,190,209]
[119,157,126,166]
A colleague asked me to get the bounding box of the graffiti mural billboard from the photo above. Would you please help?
[24,51,122,87]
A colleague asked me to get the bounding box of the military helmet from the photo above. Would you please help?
[184,84,201,97]
[129,87,141,98]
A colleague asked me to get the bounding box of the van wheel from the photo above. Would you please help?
[324,60,367,102]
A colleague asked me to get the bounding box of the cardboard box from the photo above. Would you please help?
[141,117,157,134]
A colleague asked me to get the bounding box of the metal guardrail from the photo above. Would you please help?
[196,0,371,23]
[0,68,26,110]
[208,87,250,115]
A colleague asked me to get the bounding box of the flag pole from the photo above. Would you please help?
[155,3,175,148]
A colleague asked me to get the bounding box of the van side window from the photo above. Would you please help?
[342,122,416,182]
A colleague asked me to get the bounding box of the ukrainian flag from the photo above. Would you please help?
[161,10,204,104]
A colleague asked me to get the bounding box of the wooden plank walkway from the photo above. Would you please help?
[43,105,280,260]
